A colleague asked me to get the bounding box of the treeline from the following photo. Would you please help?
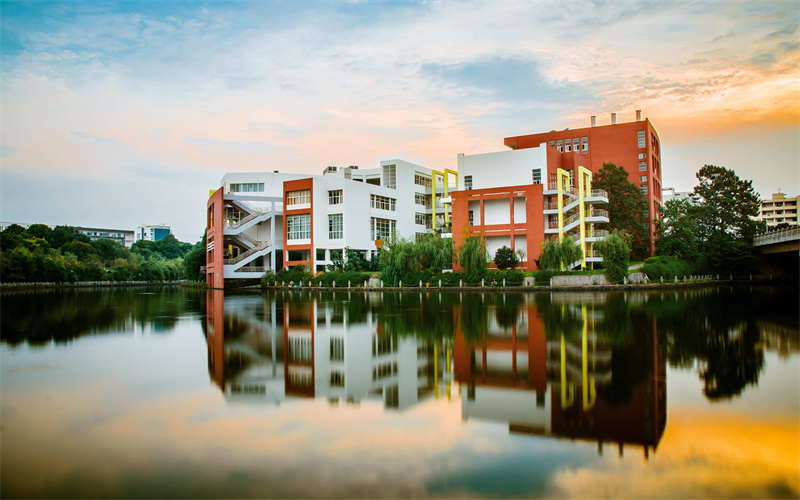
[0,224,203,283]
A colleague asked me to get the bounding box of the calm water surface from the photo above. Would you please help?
[1,285,798,498]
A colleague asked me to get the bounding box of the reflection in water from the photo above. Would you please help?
[207,289,671,458]
[206,290,454,410]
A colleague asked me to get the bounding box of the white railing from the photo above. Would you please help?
[754,227,800,246]
[586,230,609,238]
[223,241,270,265]
[588,189,608,198]
[227,207,274,230]
[587,209,609,218]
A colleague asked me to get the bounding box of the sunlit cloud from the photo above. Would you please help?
[1,1,797,239]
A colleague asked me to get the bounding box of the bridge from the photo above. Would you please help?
[753,227,800,254]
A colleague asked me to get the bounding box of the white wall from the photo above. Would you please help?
[458,147,547,190]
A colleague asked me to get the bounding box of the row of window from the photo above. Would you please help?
[415,193,431,208]
[293,213,402,241]
[287,189,311,206]
[371,194,396,211]
[229,182,265,193]
[414,173,432,187]
[551,137,588,154]
[287,213,311,240]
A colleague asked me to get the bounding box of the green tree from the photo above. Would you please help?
[183,234,206,281]
[25,223,53,241]
[415,233,453,272]
[344,247,369,271]
[92,238,130,265]
[1,225,25,251]
[48,225,90,249]
[379,235,415,285]
[493,245,518,270]
[596,231,631,284]
[457,233,487,274]
[154,234,189,259]
[591,163,649,258]
[692,165,762,273]
[654,198,702,263]
[538,237,581,271]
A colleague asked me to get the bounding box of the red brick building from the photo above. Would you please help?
[504,111,662,255]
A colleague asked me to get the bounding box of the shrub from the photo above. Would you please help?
[643,255,694,281]
[493,246,518,270]
[595,232,631,284]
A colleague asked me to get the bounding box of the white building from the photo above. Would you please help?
[206,160,456,284]
[135,224,172,242]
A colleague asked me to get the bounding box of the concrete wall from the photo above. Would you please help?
[550,272,645,286]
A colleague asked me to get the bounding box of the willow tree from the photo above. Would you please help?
[538,237,581,271]
[457,233,487,274]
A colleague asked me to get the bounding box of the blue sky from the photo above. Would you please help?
[2,0,798,241]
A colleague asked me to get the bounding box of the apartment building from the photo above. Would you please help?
[451,145,609,271]
[206,160,456,287]
[135,224,172,243]
[759,192,799,227]
[504,111,662,255]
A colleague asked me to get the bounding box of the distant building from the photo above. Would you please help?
[759,192,799,227]
[136,224,172,242]
[662,187,696,204]
[76,227,136,247]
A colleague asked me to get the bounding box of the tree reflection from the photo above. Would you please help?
[1,287,205,346]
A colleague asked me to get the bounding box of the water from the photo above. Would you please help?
[1,285,798,498]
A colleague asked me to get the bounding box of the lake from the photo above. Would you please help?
[1,285,798,498]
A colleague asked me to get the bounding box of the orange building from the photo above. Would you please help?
[504,111,662,255]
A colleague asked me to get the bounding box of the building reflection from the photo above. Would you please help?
[205,290,453,410]
[206,290,667,457]
[453,292,667,459]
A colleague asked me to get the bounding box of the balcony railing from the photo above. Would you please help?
[586,209,609,218]
[223,241,270,265]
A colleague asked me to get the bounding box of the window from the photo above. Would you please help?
[468,211,474,225]
[464,175,473,190]
[328,190,342,205]
[557,139,563,152]
[565,138,571,152]
[643,209,649,219]
[414,173,432,187]
[640,175,647,182]
[640,185,648,194]
[329,214,343,239]
[415,213,431,228]
[639,161,647,171]
[287,213,311,240]
[330,371,345,387]
[371,194,396,211]
[330,338,344,362]
[371,217,395,241]
[637,130,646,148]
[229,182,265,193]
[383,164,396,189]
[287,189,311,206]
[415,193,429,207]
[548,140,555,148]
[316,249,326,260]
[532,170,542,184]
[639,152,647,159]
[581,137,588,153]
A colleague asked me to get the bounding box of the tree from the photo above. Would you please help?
[457,233,487,274]
[344,247,369,271]
[592,163,649,258]
[183,234,206,281]
[654,198,701,263]
[415,233,453,272]
[692,165,762,273]
[596,231,631,284]
[494,245,518,270]
[538,237,581,271]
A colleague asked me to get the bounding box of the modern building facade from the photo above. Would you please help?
[503,111,662,255]
[759,192,799,227]
[206,161,456,286]
[451,144,609,271]
[662,187,695,204]
[135,224,172,242]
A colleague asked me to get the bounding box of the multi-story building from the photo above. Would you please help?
[451,143,609,271]
[205,161,456,287]
[662,187,695,205]
[503,111,662,255]
[135,224,172,243]
[759,192,799,227]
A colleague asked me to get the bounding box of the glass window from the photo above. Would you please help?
[638,130,646,148]
[468,211,474,225]
[415,213,431,228]
[581,136,588,153]
[532,170,542,184]
[548,140,555,148]
[464,175,473,190]
[640,175,647,182]
[383,164,396,189]
[556,139,563,152]
[328,214,343,240]
[371,218,396,241]
[639,152,646,159]
[415,193,429,207]
[328,189,342,205]
[640,185,648,194]
[287,213,311,240]
[370,194,396,211]
[639,161,647,171]
[565,138,571,152]
[287,189,311,206]
[414,173,431,187]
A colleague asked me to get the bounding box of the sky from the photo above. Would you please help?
[1,0,798,242]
